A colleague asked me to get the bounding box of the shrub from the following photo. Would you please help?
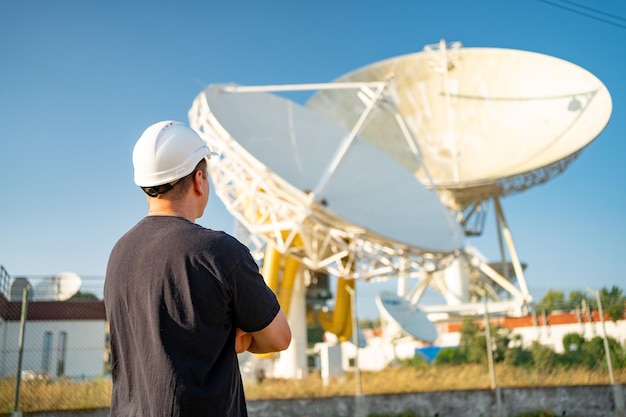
[504,346,534,368]
[434,347,466,365]
[530,341,559,371]
[401,354,430,370]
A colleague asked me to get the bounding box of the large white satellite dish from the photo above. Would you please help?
[305,41,612,315]
[190,84,463,280]
[190,80,463,376]
[306,42,612,209]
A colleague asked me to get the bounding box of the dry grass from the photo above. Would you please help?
[493,363,624,387]
[244,363,626,399]
[0,377,111,413]
[1,365,624,412]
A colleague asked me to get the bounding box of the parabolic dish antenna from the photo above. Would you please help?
[376,291,437,343]
[34,271,82,301]
[306,43,612,209]
[9,277,33,301]
[190,85,463,279]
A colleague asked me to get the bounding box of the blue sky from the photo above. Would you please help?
[1,0,624,318]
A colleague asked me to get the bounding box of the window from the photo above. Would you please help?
[42,331,52,372]
[56,331,67,377]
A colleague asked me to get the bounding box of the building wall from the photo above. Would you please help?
[435,315,626,353]
[0,319,106,379]
[246,384,624,417]
[520,320,626,352]
[330,317,626,373]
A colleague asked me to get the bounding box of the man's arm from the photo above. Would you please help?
[235,328,253,353]
[246,308,291,354]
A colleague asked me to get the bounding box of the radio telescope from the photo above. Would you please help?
[190,77,464,377]
[190,84,462,264]
[189,40,611,376]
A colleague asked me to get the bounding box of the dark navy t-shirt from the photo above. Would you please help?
[104,216,280,417]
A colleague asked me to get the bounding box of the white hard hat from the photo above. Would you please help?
[132,120,217,187]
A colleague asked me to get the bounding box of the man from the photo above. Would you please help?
[104,120,291,417]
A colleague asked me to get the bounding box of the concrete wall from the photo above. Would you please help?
[247,384,624,417]
[0,385,626,417]
[4,384,623,417]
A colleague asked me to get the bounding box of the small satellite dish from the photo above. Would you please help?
[8,277,33,301]
[375,291,437,343]
[34,272,82,301]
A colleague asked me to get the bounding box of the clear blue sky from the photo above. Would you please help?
[1,0,624,318]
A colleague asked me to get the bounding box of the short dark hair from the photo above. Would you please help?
[142,158,207,200]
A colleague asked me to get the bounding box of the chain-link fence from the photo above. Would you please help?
[0,269,624,413]
[0,269,110,413]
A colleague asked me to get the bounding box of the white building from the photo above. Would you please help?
[316,311,626,374]
[0,295,107,380]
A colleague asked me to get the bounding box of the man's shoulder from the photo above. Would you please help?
[202,229,249,253]
[112,217,249,256]
[193,225,237,243]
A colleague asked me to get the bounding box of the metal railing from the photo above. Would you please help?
[0,264,11,297]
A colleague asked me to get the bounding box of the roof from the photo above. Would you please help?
[0,293,106,321]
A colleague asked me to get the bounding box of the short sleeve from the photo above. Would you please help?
[230,252,281,333]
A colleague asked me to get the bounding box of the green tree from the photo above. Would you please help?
[600,286,625,322]
[68,291,99,301]
[566,290,594,312]
[458,319,486,364]
[536,290,566,313]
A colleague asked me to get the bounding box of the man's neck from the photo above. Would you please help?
[147,200,195,222]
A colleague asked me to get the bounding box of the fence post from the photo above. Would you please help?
[483,293,502,417]
[345,284,365,417]
[12,284,31,417]
[586,287,624,417]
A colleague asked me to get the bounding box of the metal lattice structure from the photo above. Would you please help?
[189,88,458,282]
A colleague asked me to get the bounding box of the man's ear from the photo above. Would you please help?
[193,170,205,194]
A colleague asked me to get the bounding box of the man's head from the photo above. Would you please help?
[132,121,217,198]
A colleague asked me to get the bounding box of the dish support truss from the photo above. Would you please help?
[406,197,533,318]
[190,81,462,283]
